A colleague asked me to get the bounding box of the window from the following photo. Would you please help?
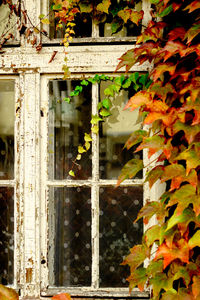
[0,0,155,299]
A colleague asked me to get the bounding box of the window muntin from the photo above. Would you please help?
[40,76,147,296]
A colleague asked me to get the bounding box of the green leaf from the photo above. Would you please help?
[125,129,147,150]
[128,267,147,292]
[158,4,173,17]
[39,14,45,19]
[99,108,111,117]
[188,230,200,249]
[117,158,143,185]
[70,90,79,96]
[69,170,75,177]
[166,208,195,231]
[52,4,62,10]
[64,97,70,103]
[79,3,93,13]
[41,18,50,24]
[75,85,83,92]
[145,165,164,188]
[81,80,89,86]
[122,244,150,271]
[102,98,112,110]
[104,85,114,96]
[144,225,160,247]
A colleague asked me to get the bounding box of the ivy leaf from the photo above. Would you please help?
[84,133,92,142]
[81,80,89,86]
[69,170,75,177]
[124,91,151,111]
[166,208,195,231]
[78,146,86,153]
[146,165,164,188]
[155,239,190,269]
[144,225,160,247]
[122,244,150,271]
[96,0,111,14]
[136,135,165,158]
[158,4,173,17]
[176,149,200,175]
[192,276,200,299]
[102,98,112,110]
[117,158,143,186]
[76,154,81,160]
[127,267,147,292]
[150,273,173,297]
[79,3,93,13]
[184,1,200,13]
[185,23,200,44]
[85,141,90,150]
[99,108,111,117]
[91,115,102,124]
[41,18,50,24]
[91,125,99,134]
[64,97,70,103]
[135,201,166,225]
[0,285,19,300]
[130,10,144,26]
[125,129,147,150]
[188,230,200,249]
[52,293,72,300]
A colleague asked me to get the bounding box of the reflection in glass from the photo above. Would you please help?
[0,81,15,179]
[48,80,92,180]
[0,3,16,40]
[49,187,91,287]
[99,186,143,287]
[49,0,92,39]
[99,0,142,37]
[0,187,14,285]
[99,81,142,179]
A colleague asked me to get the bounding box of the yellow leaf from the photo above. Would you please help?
[85,141,91,150]
[84,133,92,142]
[91,125,99,134]
[41,18,50,24]
[78,146,86,153]
[69,170,75,177]
[96,0,111,14]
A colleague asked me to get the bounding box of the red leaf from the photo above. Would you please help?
[184,1,200,13]
[155,239,190,269]
[124,91,151,111]
[152,63,176,81]
[168,27,186,41]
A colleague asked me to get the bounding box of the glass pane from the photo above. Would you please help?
[49,0,92,39]
[0,3,16,41]
[0,80,15,179]
[49,187,91,287]
[99,186,143,287]
[0,187,14,285]
[48,80,92,180]
[99,0,142,37]
[99,81,142,179]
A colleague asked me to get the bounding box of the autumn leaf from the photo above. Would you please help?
[117,158,143,186]
[144,224,160,247]
[192,276,200,299]
[166,207,195,231]
[184,1,200,13]
[122,244,150,272]
[152,63,176,81]
[52,293,71,300]
[125,129,147,150]
[124,91,151,111]
[145,165,164,188]
[155,239,190,269]
[0,285,19,300]
[185,23,200,44]
[96,0,111,14]
[188,231,200,249]
[127,267,147,292]
[135,201,166,225]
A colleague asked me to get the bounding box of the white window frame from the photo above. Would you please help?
[40,74,150,298]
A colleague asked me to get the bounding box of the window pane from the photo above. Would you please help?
[99,186,143,287]
[49,187,91,287]
[0,3,16,41]
[0,187,14,285]
[0,80,15,179]
[48,80,92,180]
[99,81,142,179]
[49,0,92,39]
[99,0,142,37]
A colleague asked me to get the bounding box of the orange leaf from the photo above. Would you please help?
[52,293,71,300]
[124,91,151,111]
[0,285,19,300]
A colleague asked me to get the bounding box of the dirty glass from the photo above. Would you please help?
[99,186,143,287]
[0,3,16,41]
[49,187,91,287]
[48,80,92,180]
[0,187,14,285]
[0,80,15,179]
[49,0,92,39]
[99,81,142,179]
